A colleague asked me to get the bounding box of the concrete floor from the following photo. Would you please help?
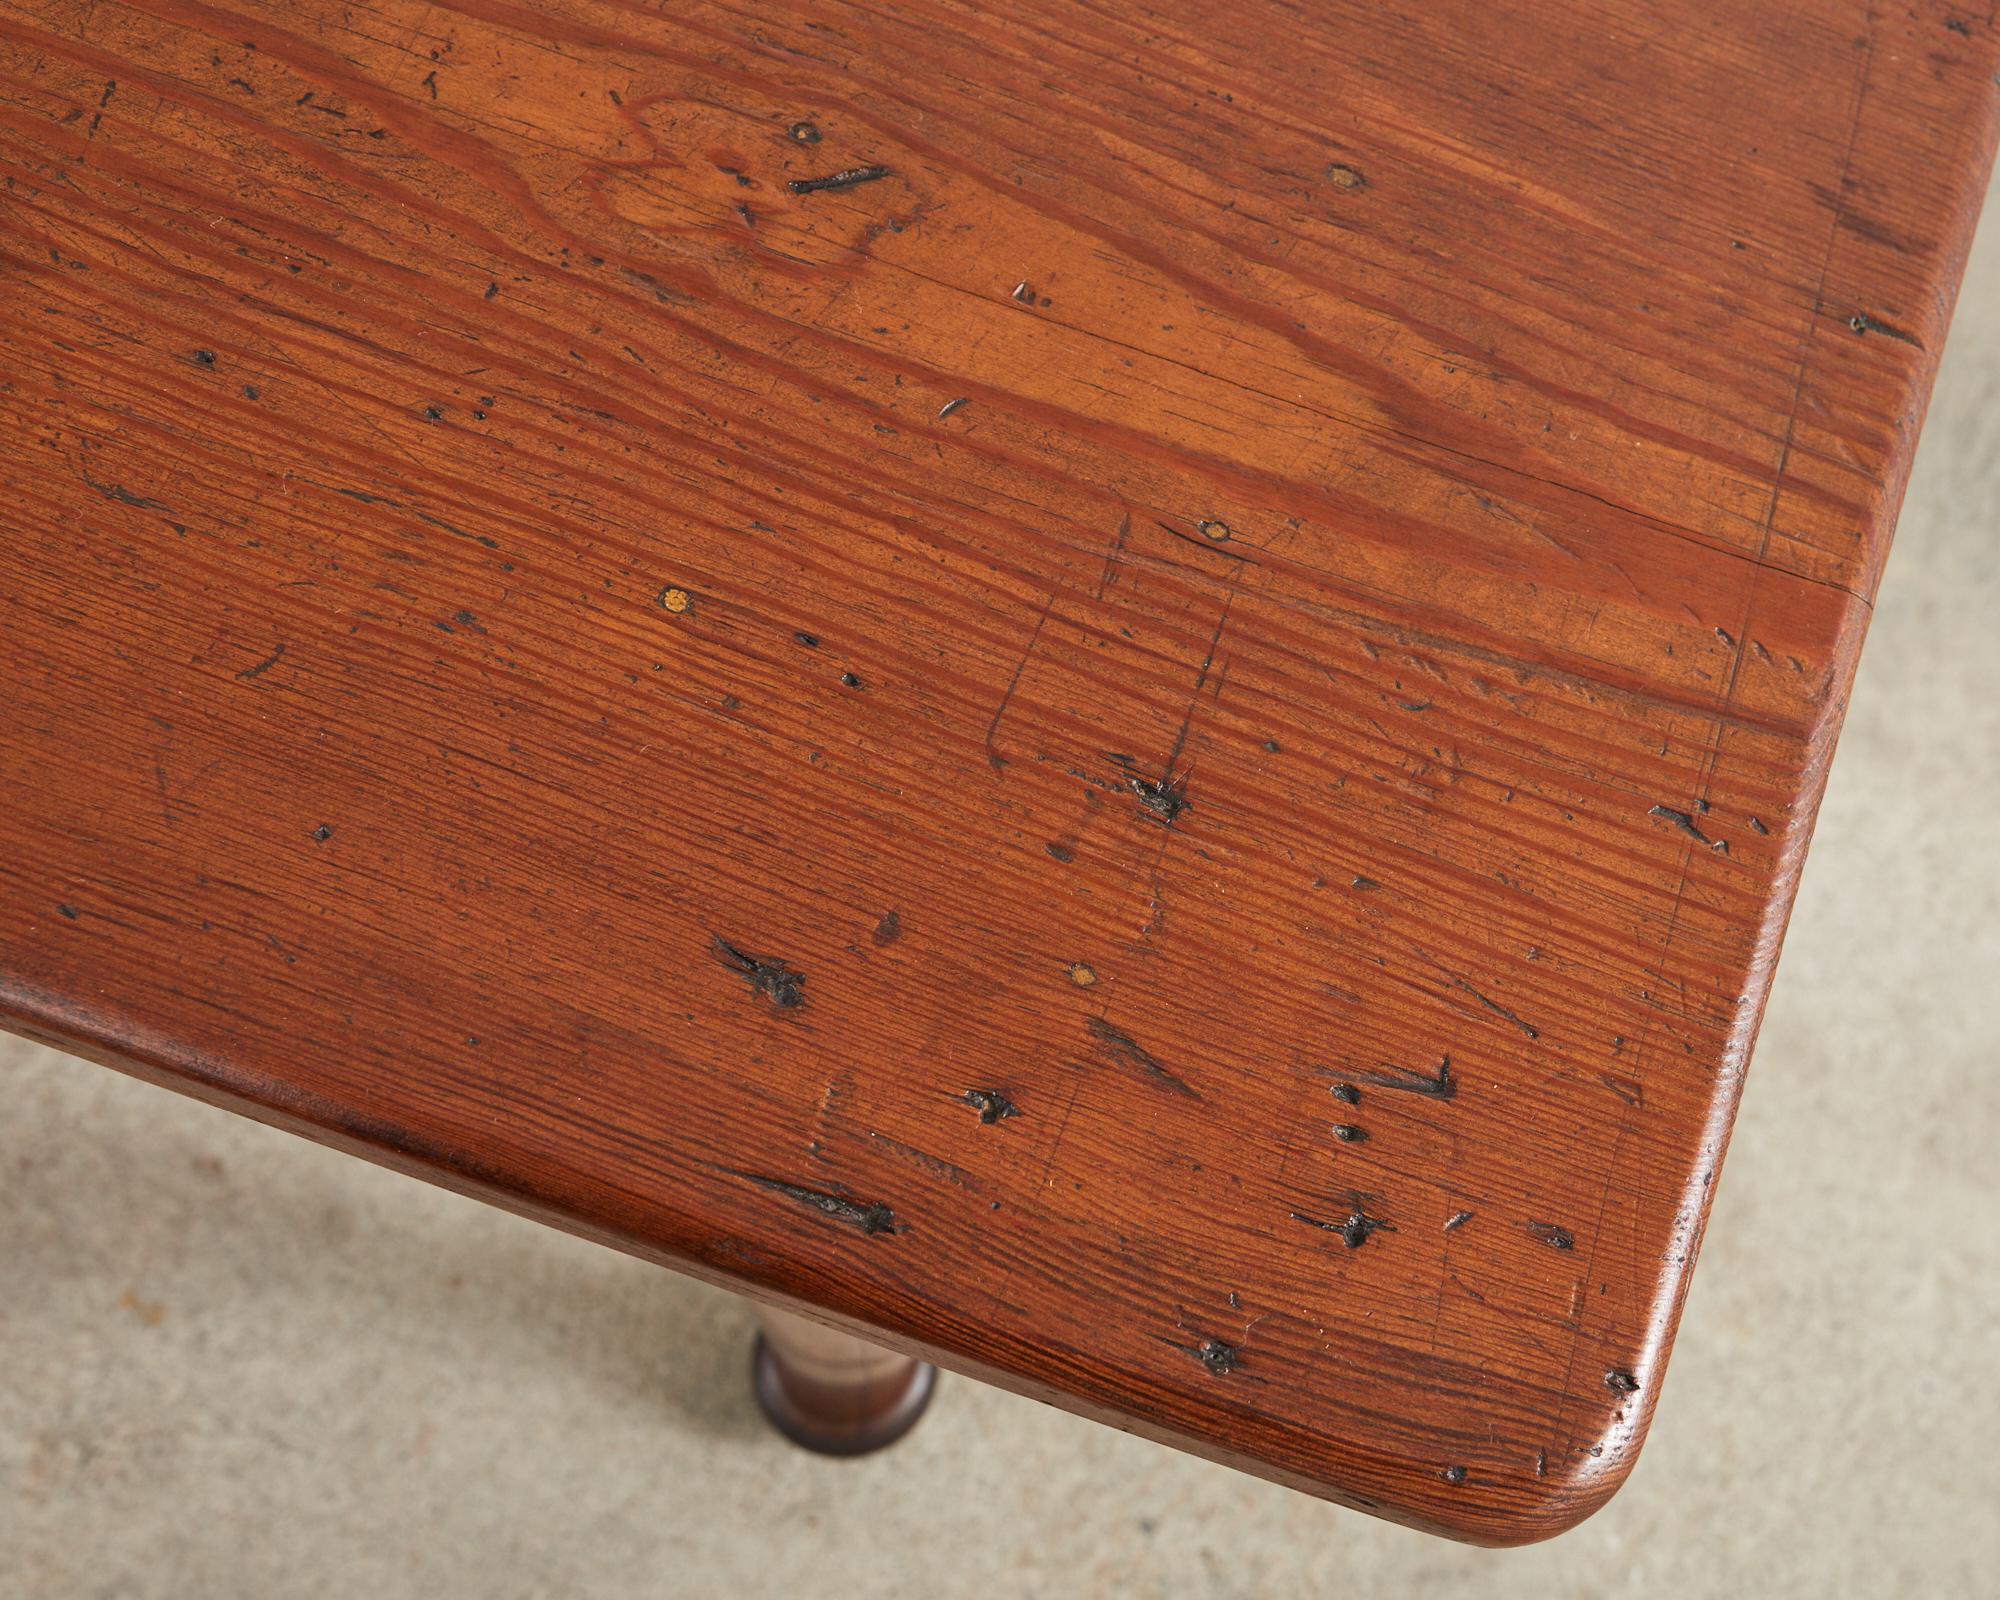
[7,193,1999,1600]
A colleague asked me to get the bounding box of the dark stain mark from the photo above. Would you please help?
[788,164,891,194]
[1168,1337,1241,1375]
[1331,1123,1367,1143]
[235,643,286,681]
[872,909,901,945]
[1112,696,1200,820]
[742,1173,896,1234]
[1449,975,1540,1039]
[963,1089,1019,1124]
[415,510,499,551]
[57,904,78,920]
[1441,1464,1468,1486]
[1086,1017,1200,1099]
[1749,816,1770,836]
[1294,1209,1392,1249]
[1649,804,1728,853]
[1045,842,1075,862]
[1351,1056,1455,1099]
[795,632,820,648]
[336,487,396,506]
[1324,161,1367,190]
[1131,774,1189,824]
[242,385,259,400]
[713,936,805,1009]
[1524,1221,1575,1251]
[1444,1210,1473,1231]
[1330,1083,1359,1105]
[422,69,438,98]
[788,120,821,144]
[1849,311,1922,347]
[839,671,863,689]
[1605,1369,1640,1395]
[618,267,699,306]
[421,404,445,422]
[190,349,216,367]
[937,396,969,420]
[309,824,332,843]
[483,281,498,300]
[83,474,169,511]
[1262,738,1280,752]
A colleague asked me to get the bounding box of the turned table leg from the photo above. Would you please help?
[751,1305,937,1456]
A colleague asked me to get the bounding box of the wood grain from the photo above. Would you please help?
[1,0,1993,1544]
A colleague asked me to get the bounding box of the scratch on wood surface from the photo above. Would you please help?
[1165,593,1234,778]
[1350,1056,1456,1099]
[1448,974,1539,1040]
[1095,510,1132,600]
[986,591,1056,772]
[868,1132,974,1188]
[1035,1078,1082,1194]
[1848,310,1922,346]
[234,643,286,681]
[739,1173,899,1234]
[1086,1016,1201,1099]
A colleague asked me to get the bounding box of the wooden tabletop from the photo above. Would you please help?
[2,0,1994,1544]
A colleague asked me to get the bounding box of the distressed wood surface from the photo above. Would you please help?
[1,0,1993,1544]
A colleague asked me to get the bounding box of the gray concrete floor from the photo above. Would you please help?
[7,191,2000,1600]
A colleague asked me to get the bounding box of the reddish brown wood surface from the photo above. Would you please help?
[1,0,1994,1544]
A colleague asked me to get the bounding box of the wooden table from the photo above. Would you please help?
[2,0,1993,1546]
